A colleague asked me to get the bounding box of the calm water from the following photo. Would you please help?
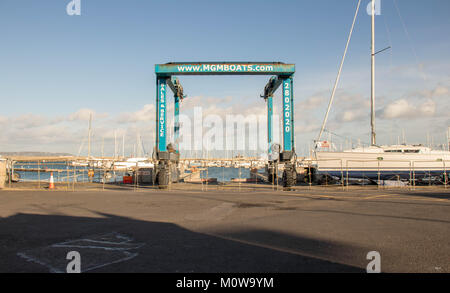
[13,162,261,183]
[12,161,126,183]
[200,167,264,182]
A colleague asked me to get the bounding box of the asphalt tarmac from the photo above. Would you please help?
[0,185,448,273]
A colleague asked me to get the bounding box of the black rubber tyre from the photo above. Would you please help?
[157,168,169,189]
[170,164,180,183]
[283,165,297,188]
[268,169,276,183]
[266,164,277,183]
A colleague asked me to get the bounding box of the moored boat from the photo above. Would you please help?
[315,144,450,180]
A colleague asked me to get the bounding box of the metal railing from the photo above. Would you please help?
[2,158,448,192]
[299,158,449,190]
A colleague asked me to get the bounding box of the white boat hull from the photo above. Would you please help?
[313,150,450,180]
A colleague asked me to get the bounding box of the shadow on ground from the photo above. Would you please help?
[397,190,450,200]
[0,212,363,273]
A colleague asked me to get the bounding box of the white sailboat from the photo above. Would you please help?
[113,157,154,170]
[112,134,154,170]
[314,1,450,181]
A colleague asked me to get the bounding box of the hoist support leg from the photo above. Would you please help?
[281,77,296,188]
[155,77,172,188]
[174,96,180,152]
[266,95,276,183]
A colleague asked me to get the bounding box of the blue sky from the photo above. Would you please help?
[0,0,449,156]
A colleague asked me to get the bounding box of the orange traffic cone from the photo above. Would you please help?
[49,172,55,189]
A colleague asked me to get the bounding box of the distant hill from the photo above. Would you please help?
[0,152,73,157]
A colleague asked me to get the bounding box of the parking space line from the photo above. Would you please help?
[363,194,393,200]
[280,192,449,203]
[387,196,449,203]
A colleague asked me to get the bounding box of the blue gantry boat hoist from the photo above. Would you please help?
[154,62,297,188]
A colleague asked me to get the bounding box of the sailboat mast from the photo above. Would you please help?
[447,126,450,152]
[370,0,376,146]
[114,130,117,159]
[122,134,125,158]
[101,136,104,158]
[88,113,92,159]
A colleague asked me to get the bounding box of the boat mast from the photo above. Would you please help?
[101,136,104,158]
[447,126,450,152]
[122,134,125,158]
[370,0,376,146]
[88,113,92,159]
[114,130,117,159]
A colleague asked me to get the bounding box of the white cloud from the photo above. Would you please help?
[12,114,48,129]
[68,108,108,121]
[420,99,436,116]
[68,109,94,121]
[432,85,449,97]
[9,124,75,145]
[1,81,448,155]
[380,99,436,119]
[316,91,371,124]
[117,104,155,123]
[338,110,365,122]
[0,116,9,124]
[297,95,326,110]
[295,123,320,134]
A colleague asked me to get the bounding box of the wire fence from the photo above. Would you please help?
[1,158,448,192]
[2,159,156,191]
[298,158,449,190]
